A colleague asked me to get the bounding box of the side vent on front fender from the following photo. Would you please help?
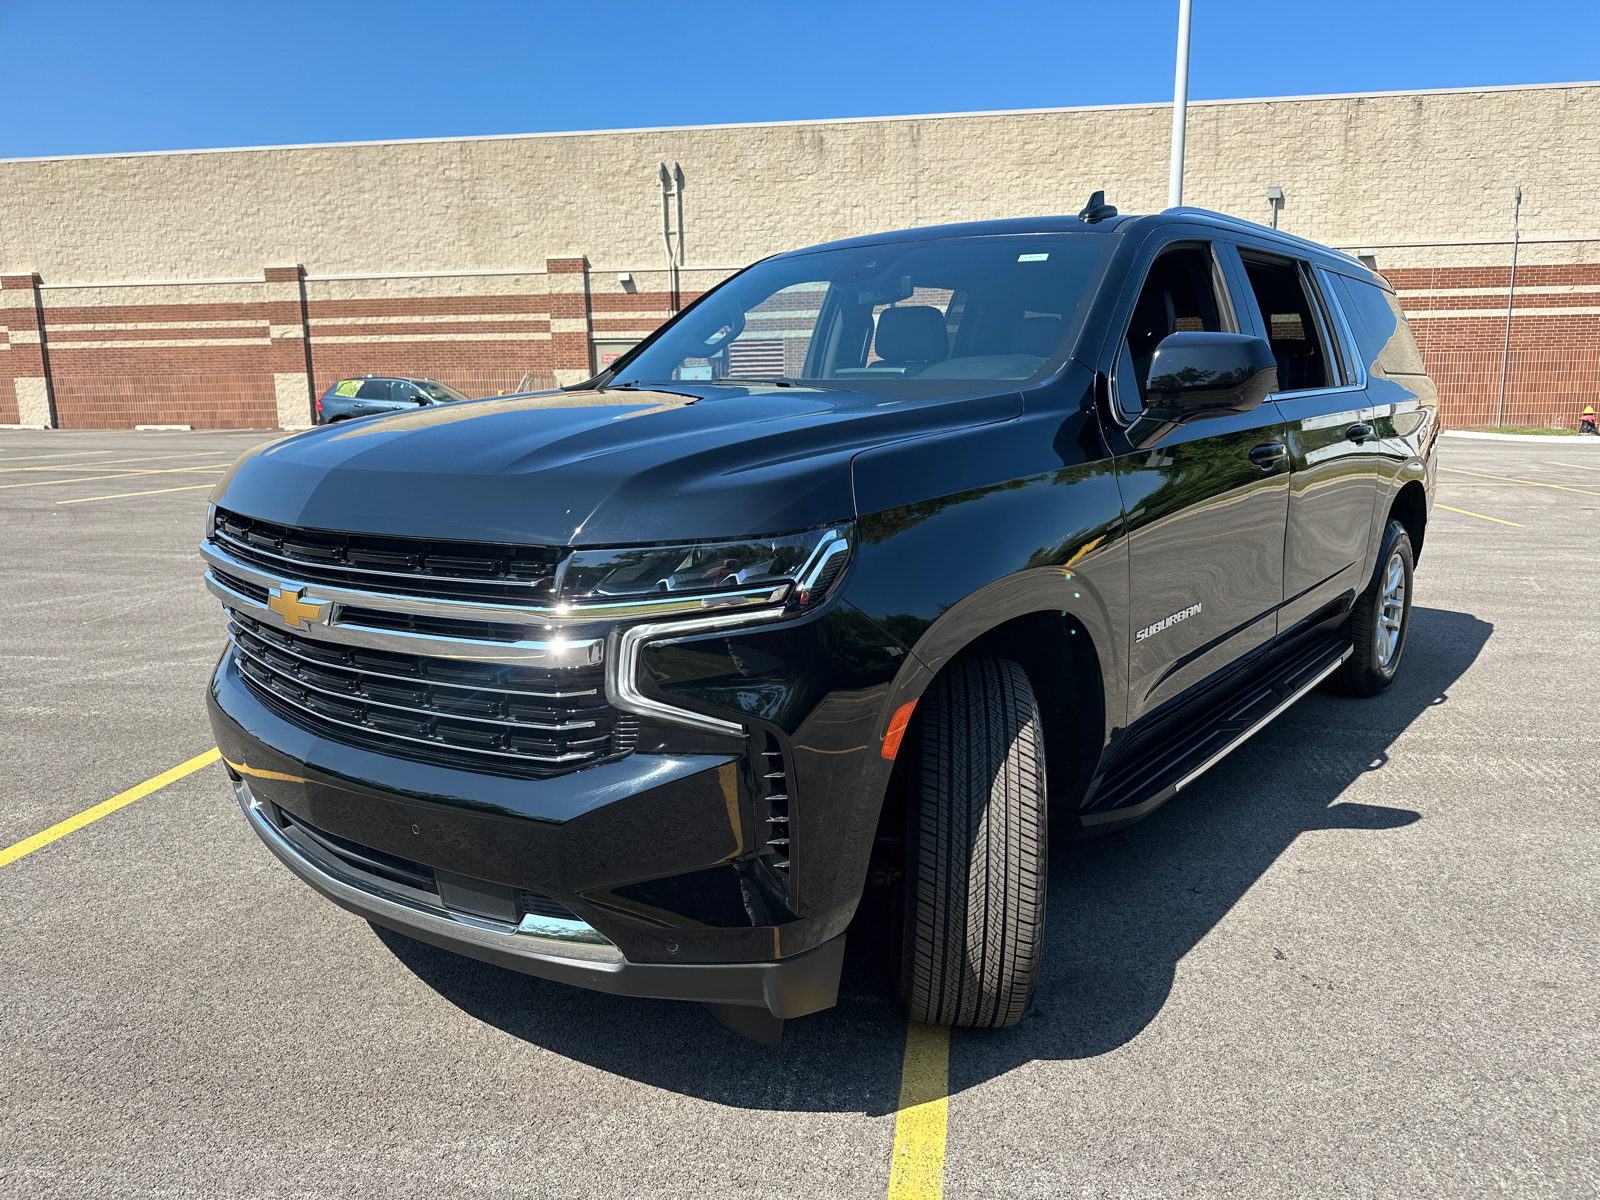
[761,737,791,877]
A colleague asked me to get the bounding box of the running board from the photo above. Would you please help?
[1074,636,1353,836]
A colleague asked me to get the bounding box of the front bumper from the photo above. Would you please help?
[232,774,844,1018]
[210,648,849,1018]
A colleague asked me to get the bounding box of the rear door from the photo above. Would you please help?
[353,378,396,414]
[1230,248,1379,637]
[1103,237,1291,725]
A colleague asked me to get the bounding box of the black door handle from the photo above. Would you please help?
[1346,423,1373,444]
[1248,442,1288,471]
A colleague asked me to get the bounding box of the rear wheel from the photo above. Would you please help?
[1336,518,1414,696]
[898,655,1047,1028]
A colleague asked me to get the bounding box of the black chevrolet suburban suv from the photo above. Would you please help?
[204,204,1437,1042]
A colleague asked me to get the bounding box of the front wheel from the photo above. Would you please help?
[1336,518,1415,696]
[898,655,1047,1028]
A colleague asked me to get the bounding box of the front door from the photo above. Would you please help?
[1103,240,1291,726]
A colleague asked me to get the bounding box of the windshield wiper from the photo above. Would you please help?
[714,376,844,391]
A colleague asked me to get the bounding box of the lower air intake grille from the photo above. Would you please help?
[273,806,578,922]
[228,609,636,779]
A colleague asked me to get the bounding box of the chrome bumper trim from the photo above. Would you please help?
[234,776,623,962]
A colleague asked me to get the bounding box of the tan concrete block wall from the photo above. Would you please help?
[2,85,1595,282]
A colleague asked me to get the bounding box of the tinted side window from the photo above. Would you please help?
[1239,255,1330,392]
[1332,276,1429,378]
[1115,244,1228,414]
[355,379,394,400]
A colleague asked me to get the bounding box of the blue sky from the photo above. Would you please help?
[3,0,1596,158]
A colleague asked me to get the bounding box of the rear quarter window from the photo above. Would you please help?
[1333,276,1429,379]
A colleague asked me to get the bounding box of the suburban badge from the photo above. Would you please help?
[1136,602,1202,642]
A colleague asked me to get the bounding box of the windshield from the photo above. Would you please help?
[416,381,469,403]
[612,235,1108,394]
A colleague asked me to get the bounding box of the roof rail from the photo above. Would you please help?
[1159,207,1365,265]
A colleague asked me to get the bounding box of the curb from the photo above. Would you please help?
[1442,430,1600,445]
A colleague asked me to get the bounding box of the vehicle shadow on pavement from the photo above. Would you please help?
[376,604,1489,1114]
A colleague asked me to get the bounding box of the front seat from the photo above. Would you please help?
[872,306,949,372]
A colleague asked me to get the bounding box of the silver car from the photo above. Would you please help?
[315,376,470,424]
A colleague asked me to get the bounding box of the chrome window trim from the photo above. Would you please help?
[235,777,622,959]
[203,538,789,628]
[1314,266,1370,391]
[607,607,792,737]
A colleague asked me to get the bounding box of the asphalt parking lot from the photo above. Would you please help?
[2,428,1596,1199]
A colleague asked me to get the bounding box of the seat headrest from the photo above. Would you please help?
[874,306,949,363]
[1010,316,1065,359]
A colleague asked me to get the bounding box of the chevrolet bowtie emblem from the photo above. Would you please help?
[266,585,326,629]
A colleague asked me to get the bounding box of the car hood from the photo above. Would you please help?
[210,385,1022,545]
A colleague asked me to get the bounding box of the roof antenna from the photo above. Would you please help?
[1078,191,1118,223]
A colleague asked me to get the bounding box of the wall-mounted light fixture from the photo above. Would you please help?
[1267,186,1284,230]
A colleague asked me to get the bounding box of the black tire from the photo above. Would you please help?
[1336,518,1415,697]
[898,655,1047,1028]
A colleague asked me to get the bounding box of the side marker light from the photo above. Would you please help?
[881,700,918,761]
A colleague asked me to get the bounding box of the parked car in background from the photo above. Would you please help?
[316,377,471,424]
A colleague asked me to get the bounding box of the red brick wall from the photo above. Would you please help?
[36,297,278,428]
[303,292,562,404]
[1387,262,1600,429]
[13,256,1595,431]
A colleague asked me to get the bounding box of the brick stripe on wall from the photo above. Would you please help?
[6,255,1597,430]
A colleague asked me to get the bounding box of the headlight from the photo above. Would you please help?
[561,525,853,613]
[590,526,854,737]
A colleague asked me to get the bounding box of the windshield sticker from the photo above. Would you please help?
[1017,253,1049,262]
[333,380,360,397]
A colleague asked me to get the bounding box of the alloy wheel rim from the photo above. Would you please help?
[1375,551,1406,670]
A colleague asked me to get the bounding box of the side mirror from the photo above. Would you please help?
[1143,331,1278,422]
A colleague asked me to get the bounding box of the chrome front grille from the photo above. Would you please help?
[205,510,791,774]
[227,610,635,778]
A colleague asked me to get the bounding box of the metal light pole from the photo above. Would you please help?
[1495,185,1522,427]
[1167,0,1193,209]
[658,161,686,313]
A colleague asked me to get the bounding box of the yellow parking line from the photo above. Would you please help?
[1548,460,1600,472]
[888,1022,950,1199]
[0,748,221,869]
[1439,467,1600,497]
[57,483,216,504]
[1,464,228,490]
[1437,504,1523,527]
